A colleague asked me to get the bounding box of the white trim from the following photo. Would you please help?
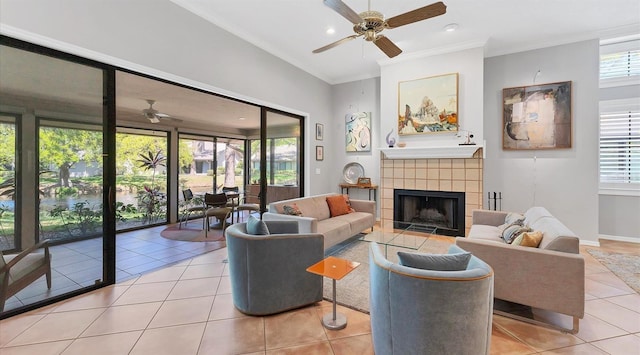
[599,187,640,197]
[599,234,640,244]
[379,144,483,159]
[599,77,640,88]
[579,240,600,247]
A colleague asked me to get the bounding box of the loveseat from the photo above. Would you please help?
[455,206,584,333]
[262,193,376,250]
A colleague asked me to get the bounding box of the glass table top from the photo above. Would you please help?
[360,220,437,252]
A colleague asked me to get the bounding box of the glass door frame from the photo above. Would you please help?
[0,35,117,319]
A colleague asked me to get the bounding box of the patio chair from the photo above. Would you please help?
[0,239,52,312]
[235,188,261,222]
[204,193,232,236]
[179,189,206,229]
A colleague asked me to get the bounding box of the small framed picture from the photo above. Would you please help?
[316,146,324,161]
[316,123,324,140]
[357,177,371,186]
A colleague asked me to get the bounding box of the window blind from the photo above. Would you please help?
[600,49,640,80]
[599,107,640,184]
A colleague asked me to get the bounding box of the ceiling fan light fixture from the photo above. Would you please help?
[443,23,459,32]
[148,116,160,124]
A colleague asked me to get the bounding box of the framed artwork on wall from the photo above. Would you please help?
[502,81,572,150]
[345,112,371,152]
[398,73,458,135]
[316,123,324,140]
[316,145,324,161]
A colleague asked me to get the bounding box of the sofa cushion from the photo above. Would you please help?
[397,251,472,271]
[317,219,351,248]
[468,224,503,242]
[523,207,553,226]
[326,195,353,217]
[529,217,577,251]
[505,212,525,225]
[246,215,270,235]
[282,204,302,216]
[512,231,543,247]
[332,212,373,235]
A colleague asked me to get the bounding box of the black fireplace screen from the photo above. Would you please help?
[393,189,465,236]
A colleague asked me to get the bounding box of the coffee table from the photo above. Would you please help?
[306,256,360,330]
[359,220,436,257]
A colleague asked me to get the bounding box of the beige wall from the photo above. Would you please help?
[379,150,484,236]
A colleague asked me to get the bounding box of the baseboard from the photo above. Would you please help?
[580,239,600,247]
[599,234,640,244]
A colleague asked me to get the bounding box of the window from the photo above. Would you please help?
[599,99,640,189]
[599,37,640,195]
[600,38,640,87]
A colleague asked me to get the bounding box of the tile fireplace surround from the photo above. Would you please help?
[379,148,483,236]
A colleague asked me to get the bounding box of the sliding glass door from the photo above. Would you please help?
[0,40,115,316]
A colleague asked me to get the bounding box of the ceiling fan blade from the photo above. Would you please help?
[374,35,402,58]
[386,1,447,28]
[312,35,360,54]
[323,0,362,24]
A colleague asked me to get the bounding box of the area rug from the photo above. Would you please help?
[587,249,640,293]
[323,237,453,314]
[160,225,225,242]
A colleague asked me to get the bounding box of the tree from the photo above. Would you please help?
[223,143,243,188]
[39,126,102,187]
[0,123,15,173]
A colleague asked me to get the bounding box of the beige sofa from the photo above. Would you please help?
[262,193,375,250]
[455,207,584,333]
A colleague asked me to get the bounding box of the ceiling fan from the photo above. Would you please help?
[142,99,181,123]
[313,0,447,58]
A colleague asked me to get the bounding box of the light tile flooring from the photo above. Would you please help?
[1,236,639,354]
[4,222,226,312]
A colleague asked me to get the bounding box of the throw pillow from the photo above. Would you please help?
[343,195,356,213]
[397,251,472,271]
[282,204,302,216]
[502,224,531,244]
[513,231,543,247]
[504,212,525,225]
[326,195,353,217]
[246,215,270,235]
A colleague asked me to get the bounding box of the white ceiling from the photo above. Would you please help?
[172,0,640,84]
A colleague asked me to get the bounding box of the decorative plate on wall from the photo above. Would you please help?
[343,162,365,184]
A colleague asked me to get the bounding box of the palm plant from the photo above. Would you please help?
[136,150,167,224]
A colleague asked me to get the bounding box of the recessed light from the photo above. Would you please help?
[443,23,459,32]
[326,27,335,35]
[238,117,246,120]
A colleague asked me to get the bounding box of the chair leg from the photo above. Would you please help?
[46,268,52,289]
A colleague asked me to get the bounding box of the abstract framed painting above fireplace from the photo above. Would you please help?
[393,189,465,237]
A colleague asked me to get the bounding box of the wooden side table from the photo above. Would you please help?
[306,256,360,330]
[339,183,378,202]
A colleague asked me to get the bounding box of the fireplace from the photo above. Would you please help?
[394,189,465,237]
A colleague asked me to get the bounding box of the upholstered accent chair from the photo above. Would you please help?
[225,221,324,315]
[369,242,494,355]
[1,240,52,312]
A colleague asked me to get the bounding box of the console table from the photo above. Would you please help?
[339,183,378,202]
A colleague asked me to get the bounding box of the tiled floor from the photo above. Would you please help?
[1,236,638,354]
[3,222,226,312]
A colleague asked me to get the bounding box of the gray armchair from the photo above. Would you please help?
[369,242,494,355]
[1,239,52,312]
[225,221,324,315]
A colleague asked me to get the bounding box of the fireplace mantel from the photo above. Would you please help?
[379,143,483,159]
